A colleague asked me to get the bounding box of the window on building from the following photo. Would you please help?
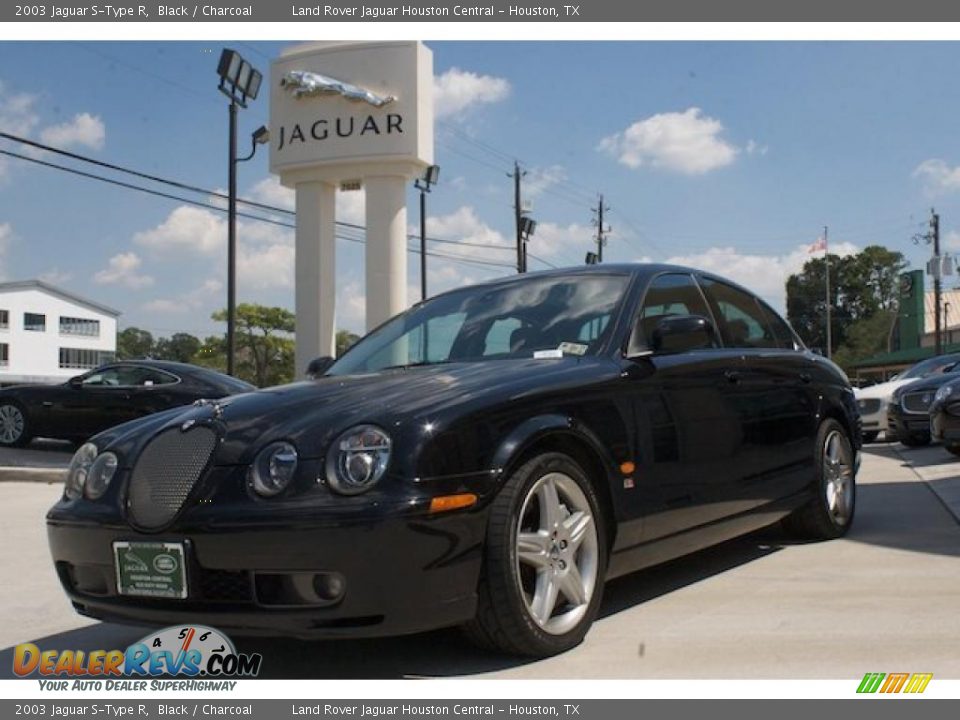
[59,348,115,370]
[24,313,46,332]
[59,316,100,337]
[0,343,8,367]
[0,310,8,329]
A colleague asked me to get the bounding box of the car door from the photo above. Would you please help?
[123,366,185,420]
[697,276,817,508]
[617,272,748,546]
[52,365,138,439]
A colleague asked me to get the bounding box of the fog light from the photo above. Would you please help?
[312,572,346,601]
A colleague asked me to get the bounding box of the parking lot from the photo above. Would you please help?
[1,441,958,679]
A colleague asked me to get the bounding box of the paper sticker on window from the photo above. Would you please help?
[533,349,563,359]
[559,342,588,356]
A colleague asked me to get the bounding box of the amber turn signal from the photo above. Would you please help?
[429,493,478,513]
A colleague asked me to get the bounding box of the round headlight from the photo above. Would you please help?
[936,384,954,403]
[249,441,298,497]
[325,425,391,495]
[85,452,118,500]
[65,443,98,500]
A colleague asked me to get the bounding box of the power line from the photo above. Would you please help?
[0,148,523,273]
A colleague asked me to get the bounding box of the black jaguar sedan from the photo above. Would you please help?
[46,265,859,657]
[888,367,960,446]
[0,360,254,447]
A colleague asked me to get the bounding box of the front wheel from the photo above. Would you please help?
[463,452,607,656]
[945,444,960,458]
[900,432,931,447]
[783,419,856,540]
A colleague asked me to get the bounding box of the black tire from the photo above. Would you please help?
[782,419,856,540]
[0,401,30,448]
[900,432,931,447]
[945,444,960,458]
[463,452,607,657]
[861,431,879,444]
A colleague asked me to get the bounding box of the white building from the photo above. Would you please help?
[0,280,119,386]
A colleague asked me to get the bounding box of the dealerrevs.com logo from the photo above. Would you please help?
[13,625,262,688]
[857,673,933,694]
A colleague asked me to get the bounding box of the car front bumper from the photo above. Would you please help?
[46,502,486,639]
[931,404,960,444]
[887,405,931,439]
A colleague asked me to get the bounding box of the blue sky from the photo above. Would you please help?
[1,41,959,337]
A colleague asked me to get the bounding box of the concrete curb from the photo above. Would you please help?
[0,466,65,483]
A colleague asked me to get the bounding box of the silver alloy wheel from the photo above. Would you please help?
[823,429,854,525]
[0,404,24,445]
[514,471,599,635]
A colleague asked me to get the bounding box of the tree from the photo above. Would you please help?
[116,327,155,359]
[154,333,201,363]
[786,244,908,364]
[211,304,296,387]
[336,329,360,357]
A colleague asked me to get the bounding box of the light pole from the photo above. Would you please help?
[414,165,440,301]
[216,48,262,376]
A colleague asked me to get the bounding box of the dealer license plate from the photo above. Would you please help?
[113,541,187,599]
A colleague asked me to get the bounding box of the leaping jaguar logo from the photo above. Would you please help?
[280,70,396,107]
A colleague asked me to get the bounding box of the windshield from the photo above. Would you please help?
[328,274,631,376]
[899,354,960,380]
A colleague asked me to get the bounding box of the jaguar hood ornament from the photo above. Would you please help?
[280,71,396,107]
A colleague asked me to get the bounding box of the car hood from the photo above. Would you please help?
[854,378,914,400]
[894,373,960,397]
[98,356,616,465]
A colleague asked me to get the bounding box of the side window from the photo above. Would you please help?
[81,368,124,387]
[130,368,179,386]
[758,302,799,350]
[631,273,714,351]
[699,278,778,349]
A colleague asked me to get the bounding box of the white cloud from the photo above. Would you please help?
[144,279,222,315]
[524,165,567,200]
[134,206,225,256]
[39,112,105,151]
[247,176,365,225]
[599,107,738,175]
[944,230,960,251]
[94,252,154,289]
[0,82,39,180]
[746,139,768,156]
[913,158,960,194]
[433,67,511,119]
[38,269,72,285]
[658,241,859,311]
[238,243,295,290]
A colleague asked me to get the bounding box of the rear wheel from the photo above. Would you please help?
[0,403,30,447]
[464,452,607,656]
[783,419,855,540]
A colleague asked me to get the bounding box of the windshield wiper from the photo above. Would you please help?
[381,360,452,371]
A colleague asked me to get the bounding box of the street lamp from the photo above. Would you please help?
[414,165,440,301]
[216,48,263,377]
[519,215,537,273]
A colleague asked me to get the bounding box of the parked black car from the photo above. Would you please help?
[0,360,254,447]
[888,367,960,446]
[929,376,960,456]
[46,265,860,657]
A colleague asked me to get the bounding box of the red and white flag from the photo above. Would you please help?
[808,236,827,254]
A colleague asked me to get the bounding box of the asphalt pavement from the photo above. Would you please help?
[0,442,957,679]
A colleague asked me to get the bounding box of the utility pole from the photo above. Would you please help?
[591,195,610,263]
[511,161,527,273]
[933,209,942,356]
[824,225,832,359]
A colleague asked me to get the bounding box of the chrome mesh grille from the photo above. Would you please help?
[902,391,934,415]
[857,398,882,415]
[127,426,217,530]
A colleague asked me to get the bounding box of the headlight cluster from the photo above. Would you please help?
[64,443,119,500]
[325,424,391,495]
[936,384,954,403]
[249,441,299,497]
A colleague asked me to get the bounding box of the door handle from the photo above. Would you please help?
[799,372,812,384]
[724,370,741,384]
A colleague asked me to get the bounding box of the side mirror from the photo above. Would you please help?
[306,356,334,379]
[649,314,717,354]
[68,376,83,388]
